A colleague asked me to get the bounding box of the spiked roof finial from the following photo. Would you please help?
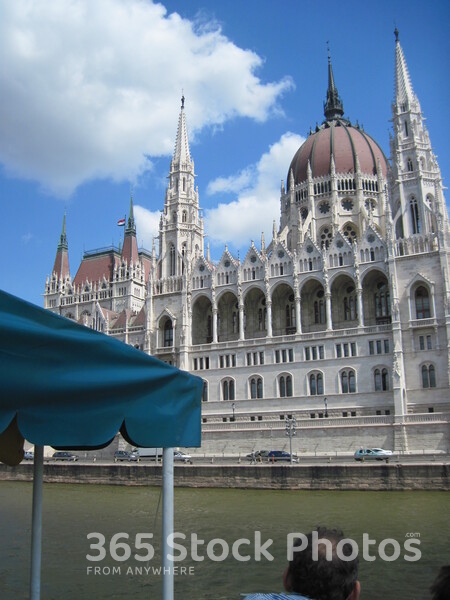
[323,44,344,121]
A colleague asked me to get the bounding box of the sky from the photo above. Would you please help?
[1,0,449,307]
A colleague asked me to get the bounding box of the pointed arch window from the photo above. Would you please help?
[375,282,391,319]
[422,364,436,389]
[286,303,295,328]
[182,210,187,222]
[407,158,413,172]
[344,293,357,321]
[415,286,430,319]
[169,245,176,276]
[409,197,420,234]
[314,299,325,324]
[164,320,173,347]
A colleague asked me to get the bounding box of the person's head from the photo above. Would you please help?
[284,527,360,600]
[430,565,450,600]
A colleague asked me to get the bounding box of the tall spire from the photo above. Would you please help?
[121,192,139,264]
[394,28,416,108]
[323,45,344,121]
[125,190,136,235]
[52,213,70,280]
[173,94,191,165]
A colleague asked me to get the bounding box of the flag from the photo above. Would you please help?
[117,218,126,226]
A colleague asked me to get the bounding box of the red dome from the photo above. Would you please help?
[288,119,389,185]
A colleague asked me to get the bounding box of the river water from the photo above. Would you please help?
[0,481,448,599]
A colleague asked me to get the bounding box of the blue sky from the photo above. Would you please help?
[1,0,449,307]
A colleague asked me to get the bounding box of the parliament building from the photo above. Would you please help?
[45,32,449,456]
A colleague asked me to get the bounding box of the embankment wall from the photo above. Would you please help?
[0,463,448,491]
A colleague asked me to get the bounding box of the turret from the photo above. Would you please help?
[121,193,139,265]
[52,213,70,281]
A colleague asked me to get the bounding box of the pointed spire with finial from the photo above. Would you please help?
[323,42,344,121]
[173,94,191,165]
[125,189,136,235]
[52,213,70,280]
[121,191,138,264]
[394,27,416,109]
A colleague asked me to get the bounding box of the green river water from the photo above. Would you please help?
[0,481,448,599]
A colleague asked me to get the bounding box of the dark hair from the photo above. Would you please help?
[430,565,450,600]
[287,527,359,600]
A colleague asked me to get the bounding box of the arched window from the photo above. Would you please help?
[286,303,295,329]
[182,210,187,222]
[374,368,389,391]
[344,294,356,321]
[341,369,356,393]
[404,121,408,137]
[202,380,208,402]
[409,197,420,234]
[382,368,389,391]
[223,379,235,401]
[169,244,176,276]
[314,299,325,324]
[257,378,263,398]
[164,320,173,347]
[207,315,212,340]
[407,158,413,172]
[279,375,293,398]
[309,373,323,395]
[250,377,263,399]
[375,282,391,319]
[422,364,436,388]
[415,286,431,319]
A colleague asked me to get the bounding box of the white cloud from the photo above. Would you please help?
[134,204,160,249]
[204,132,305,255]
[0,0,293,196]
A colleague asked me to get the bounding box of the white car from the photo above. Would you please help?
[354,448,393,462]
[174,451,192,463]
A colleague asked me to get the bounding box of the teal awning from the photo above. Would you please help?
[0,289,202,465]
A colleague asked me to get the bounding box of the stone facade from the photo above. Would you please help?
[44,34,450,454]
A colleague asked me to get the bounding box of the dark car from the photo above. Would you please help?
[114,450,139,462]
[267,450,298,463]
[52,451,79,461]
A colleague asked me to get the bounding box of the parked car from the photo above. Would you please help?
[174,451,192,463]
[354,448,393,462]
[52,451,79,461]
[23,450,34,460]
[114,450,140,462]
[267,450,298,463]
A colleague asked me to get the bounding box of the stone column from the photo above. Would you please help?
[357,288,363,327]
[239,303,245,340]
[267,300,273,338]
[212,308,218,343]
[325,293,332,331]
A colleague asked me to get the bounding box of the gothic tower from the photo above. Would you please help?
[390,28,449,239]
[158,96,204,280]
